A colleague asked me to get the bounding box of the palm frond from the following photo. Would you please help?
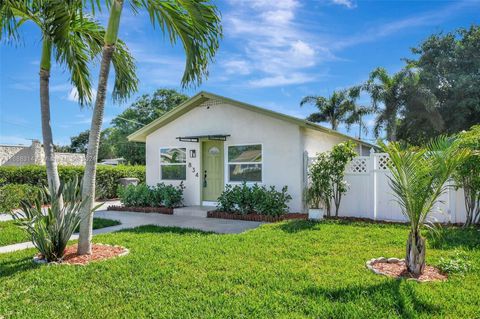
[132,0,222,87]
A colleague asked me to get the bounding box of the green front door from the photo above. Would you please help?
[202,140,224,201]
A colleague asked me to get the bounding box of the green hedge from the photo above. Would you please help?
[0,184,42,212]
[118,183,185,208]
[217,182,292,216]
[0,165,145,199]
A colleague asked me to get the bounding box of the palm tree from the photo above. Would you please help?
[364,67,407,141]
[300,90,354,130]
[381,137,468,275]
[344,86,373,139]
[0,1,137,199]
[77,0,222,255]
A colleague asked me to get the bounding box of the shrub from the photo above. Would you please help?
[254,185,292,217]
[217,184,237,213]
[437,250,472,275]
[0,165,145,199]
[0,184,42,212]
[118,183,184,208]
[118,184,152,207]
[157,183,185,208]
[216,182,291,216]
[453,125,480,227]
[11,177,95,262]
[308,141,357,216]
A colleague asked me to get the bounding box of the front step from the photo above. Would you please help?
[173,206,213,218]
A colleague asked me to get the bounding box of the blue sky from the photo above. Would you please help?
[1,0,479,146]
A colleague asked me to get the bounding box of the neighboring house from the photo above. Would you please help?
[128,92,374,213]
[0,140,86,166]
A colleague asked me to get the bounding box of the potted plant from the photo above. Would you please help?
[306,187,324,221]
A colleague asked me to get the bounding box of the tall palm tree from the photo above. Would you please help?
[364,67,406,141]
[344,86,373,139]
[0,1,137,198]
[381,137,468,275]
[300,90,354,130]
[77,0,222,255]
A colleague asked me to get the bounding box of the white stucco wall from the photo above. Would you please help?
[146,100,305,211]
[302,128,372,157]
[145,99,371,213]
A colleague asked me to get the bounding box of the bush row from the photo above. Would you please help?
[0,165,145,199]
[118,183,185,208]
[217,182,292,217]
[0,184,42,212]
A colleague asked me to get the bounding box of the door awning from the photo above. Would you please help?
[176,134,230,142]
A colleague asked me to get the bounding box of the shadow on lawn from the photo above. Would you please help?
[117,224,214,236]
[0,256,38,278]
[303,280,441,318]
[279,220,320,233]
[426,227,480,250]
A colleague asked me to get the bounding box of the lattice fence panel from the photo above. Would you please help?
[346,157,368,174]
[376,154,390,171]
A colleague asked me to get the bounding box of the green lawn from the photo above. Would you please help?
[0,220,479,318]
[0,217,121,246]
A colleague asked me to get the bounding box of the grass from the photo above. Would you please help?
[0,217,121,246]
[0,220,479,318]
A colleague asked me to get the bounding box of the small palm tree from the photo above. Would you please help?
[300,90,354,130]
[77,0,222,255]
[381,137,468,275]
[0,0,137,197]
[364,67,407,141]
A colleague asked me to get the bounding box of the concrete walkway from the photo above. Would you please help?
[0,209,263,254]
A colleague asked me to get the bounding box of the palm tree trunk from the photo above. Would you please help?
[39,38,61,197]
[406,230,426,275]
[77,0,123,255]
[387,118,397,142]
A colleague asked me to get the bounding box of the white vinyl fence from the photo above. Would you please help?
[308,149,468,223]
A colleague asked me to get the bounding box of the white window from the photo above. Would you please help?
[160,148,186,180]
[227,144,262,182]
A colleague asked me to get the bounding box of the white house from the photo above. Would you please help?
[128,92,374,213]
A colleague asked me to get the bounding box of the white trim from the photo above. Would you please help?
[224,143,263,184]
[159,147,187,181]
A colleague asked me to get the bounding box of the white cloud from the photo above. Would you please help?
[332,0,356,9]
[67,87,97,104]
[249,73,315,88]
[223,0,327,87]
[223,59,252,75]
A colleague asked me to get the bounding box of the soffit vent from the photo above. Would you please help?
[200,99,223,109]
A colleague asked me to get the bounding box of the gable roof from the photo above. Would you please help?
[127,91,375,148]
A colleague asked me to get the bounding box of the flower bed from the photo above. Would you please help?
[207,211,307,222]
[107,205,174,214]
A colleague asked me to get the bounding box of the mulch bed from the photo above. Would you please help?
[107,205,174,214]
[367,258,447,282]
[34,244,129,266]
[207,211,308,222]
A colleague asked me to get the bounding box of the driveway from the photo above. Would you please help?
[0,208,263,254]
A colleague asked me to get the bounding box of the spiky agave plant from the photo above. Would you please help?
[381,136,469,275]
[11,177,97,262]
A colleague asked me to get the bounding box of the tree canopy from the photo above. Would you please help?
[67,89,188,164]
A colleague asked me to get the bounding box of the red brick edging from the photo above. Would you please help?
[107,205,174,215]
[207,211,307,222]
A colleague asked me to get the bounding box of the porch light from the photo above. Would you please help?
[190,149,196,158]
